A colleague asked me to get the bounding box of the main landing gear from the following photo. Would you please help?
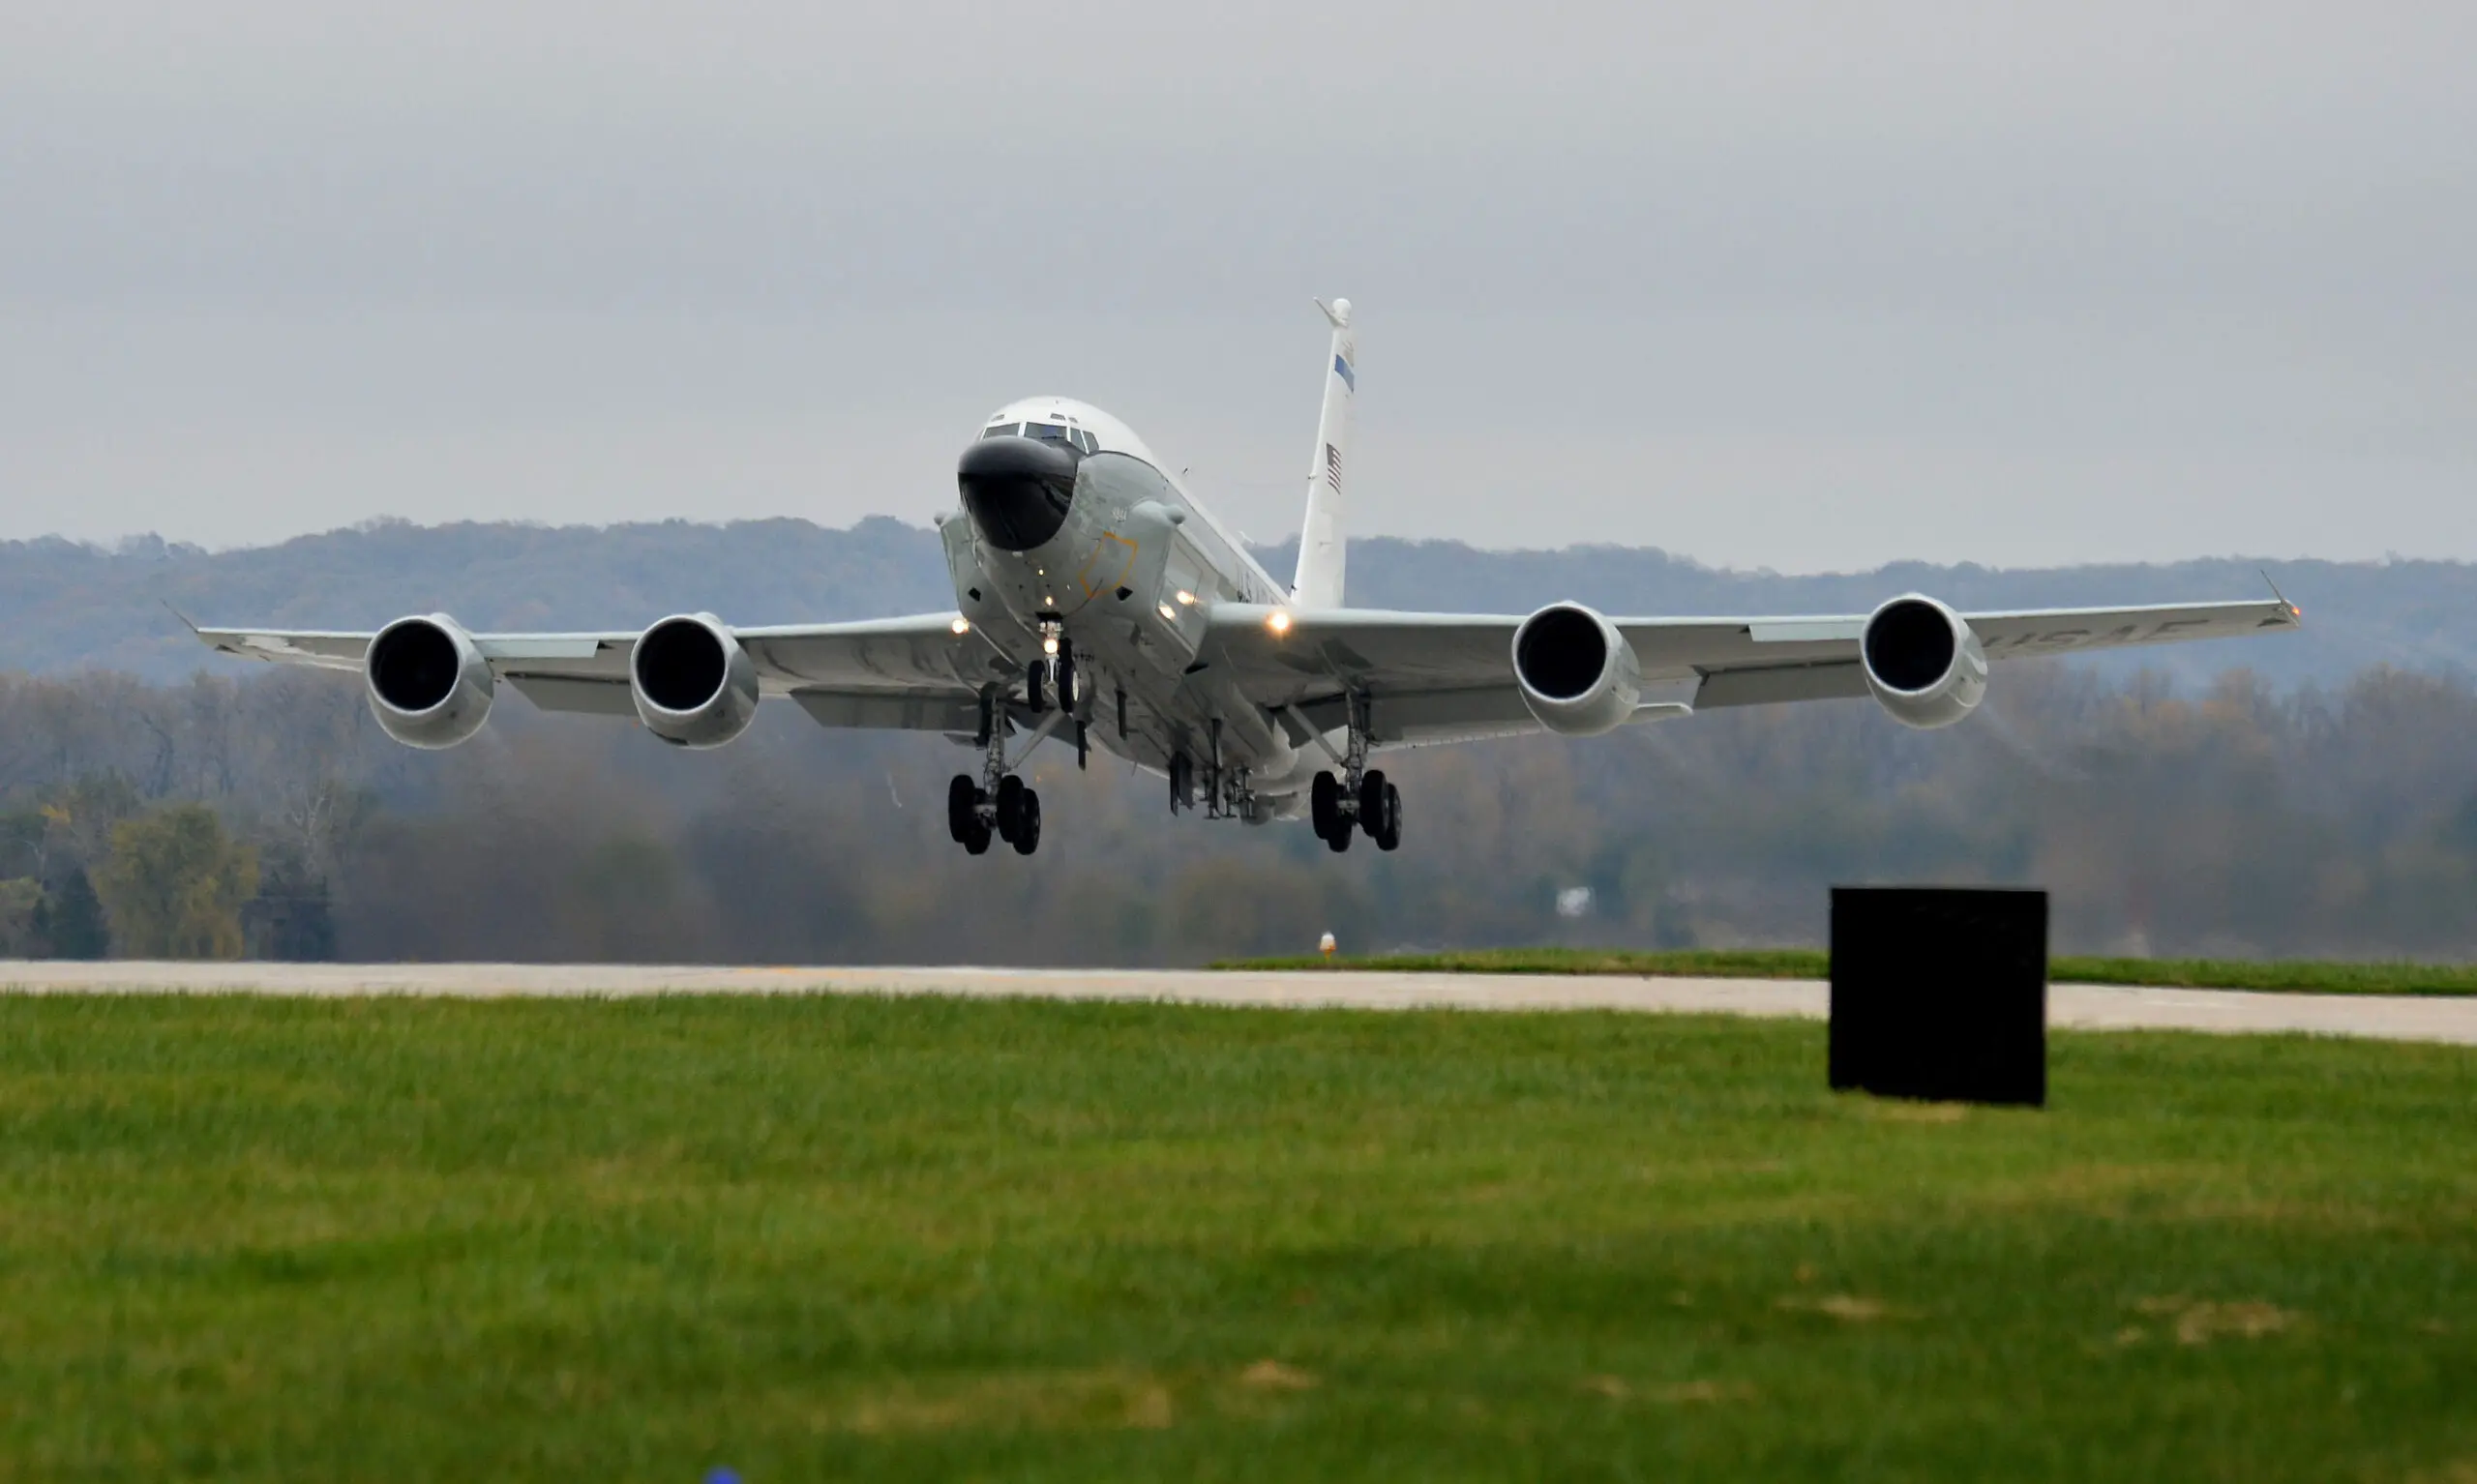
[946,770,1043,856]
[948,687,1050,857]
[1308,692,1401,853]
[1313,769,1400,852]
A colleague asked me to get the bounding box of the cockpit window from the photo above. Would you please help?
[981,421,1096,452]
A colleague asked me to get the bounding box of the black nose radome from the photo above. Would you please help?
[958,434,1078,551]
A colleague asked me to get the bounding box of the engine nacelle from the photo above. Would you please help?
[1860,594,1988,729]
[1510,602,1642,737]
[365,613,494,749]
[630,613,760,749]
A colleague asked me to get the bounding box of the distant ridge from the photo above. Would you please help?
[4,519,2465,686]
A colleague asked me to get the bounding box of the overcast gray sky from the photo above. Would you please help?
[3,0,2471,572]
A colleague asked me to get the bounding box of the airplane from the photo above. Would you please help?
[194,297,2303,857]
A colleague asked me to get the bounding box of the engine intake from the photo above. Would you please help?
[1511,602,1641,737]
[365,614,493,749]
[1860,594,1987,729]
[630,613,760,748]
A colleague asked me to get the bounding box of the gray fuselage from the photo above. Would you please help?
[945,403,1313,818]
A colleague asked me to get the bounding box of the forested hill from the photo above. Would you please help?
[5,518,2468,686]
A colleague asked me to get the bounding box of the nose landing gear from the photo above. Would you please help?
[1028,621,1081,715]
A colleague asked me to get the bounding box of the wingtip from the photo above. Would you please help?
[2258,568,2303,622]
[161,599,205,638]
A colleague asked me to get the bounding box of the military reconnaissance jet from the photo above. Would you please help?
[195,298,2300,857]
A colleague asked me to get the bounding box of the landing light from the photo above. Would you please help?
[949,616,971,636]
[1157,603,1178,621]
[1175,590,1196,607]
[1042,635,1059,656]
[1268,609,1293,635]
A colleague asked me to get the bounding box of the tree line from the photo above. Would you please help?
[2,661,2474,965]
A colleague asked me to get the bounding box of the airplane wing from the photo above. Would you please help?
[195,613,1018,732]
[1201,597,2303,747]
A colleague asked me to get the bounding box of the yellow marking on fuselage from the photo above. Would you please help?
[1079,532,1140,599]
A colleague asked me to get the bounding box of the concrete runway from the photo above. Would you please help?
[3,962,2474,1046]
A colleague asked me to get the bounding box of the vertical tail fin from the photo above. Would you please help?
[1290,297,1356,609]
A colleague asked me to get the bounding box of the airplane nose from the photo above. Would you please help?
[957,435,1078,552]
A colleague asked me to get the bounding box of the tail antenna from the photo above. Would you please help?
[1290,296,1357,608]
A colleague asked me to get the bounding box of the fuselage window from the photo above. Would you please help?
[981,423,1022,439]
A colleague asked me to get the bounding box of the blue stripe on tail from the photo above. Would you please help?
[1332,354,1356,391]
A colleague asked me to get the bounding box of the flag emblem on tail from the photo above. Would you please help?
[1325,442,1343,492]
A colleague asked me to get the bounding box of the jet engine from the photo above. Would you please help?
[365,613,494,749]
[629,613,761,748]
[1511,602,1642,737]
[1859,594,1987,729]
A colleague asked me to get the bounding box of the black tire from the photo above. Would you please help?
[996,774,1026,842]
[1026,661,1045,712]
[1011,789,1042,855]
[963,816,993,854]
[1056,657,1079,713]
[946,774,975,844]
[1358,769,1388,837]
[1377,781,1403,851]
[1325,816,1352,852]
[1310,771,1340,841]
[1170,754,1193,813]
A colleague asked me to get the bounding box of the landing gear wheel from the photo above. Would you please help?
[1026,661,1045,713]
[1011,788,1042,855]
[946,774,976,844]
[995,774,1027,842]
[1170,753,1194,814]
[963,787,994,855]
[1325,811,1353,852]
[1375,781,1403,852]
[1310,771,1341,842]
[1056,657,1079,713]
[1358,770,1388,838]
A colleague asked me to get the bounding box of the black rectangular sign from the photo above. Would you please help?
[1829,887,2048,1108]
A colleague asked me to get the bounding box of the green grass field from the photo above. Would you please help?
[2,995,2473,1482]
[1219,946,2477,995]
